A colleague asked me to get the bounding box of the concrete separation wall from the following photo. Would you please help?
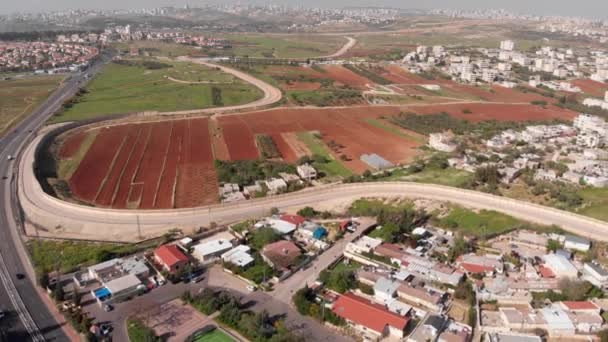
[18,125,608,242]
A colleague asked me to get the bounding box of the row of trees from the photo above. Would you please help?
[293,286,345,326]
[183,289,303,341]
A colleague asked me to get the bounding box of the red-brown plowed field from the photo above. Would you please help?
[572,79,608,97]
[66,118,218,209]
[59,130,87,158]
[321,65,372,88]
[133,122,170,209]
[282,81,322,91]
[218,106,416,173]
[69,125,130,202]
[270,133,298,163]
[220,116,259,160]
[380,65,428,84]
[174,118,218,208]
[218,103,576,172]
[406,103,576,122]
[95,126,141,206]
[439,83,551,103]
[265,65,326,78]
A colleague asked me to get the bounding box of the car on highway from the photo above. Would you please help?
[246,285,257,292]
[103,304,113,312]
[15,273,25,280]
[6,155,14,161]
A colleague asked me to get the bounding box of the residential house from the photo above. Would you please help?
[397,283,446,312]
[154,244,189,274]
[542,253,579,278]
[221,245,254,268]
[332,292,410,340]
[564,235,591,252]
[407,315,447,342]
[582,262,608,288]
[261,240,302,270]
[456,254,503,276]
[429,132,457,153]
[297,164,317,180]
[192,239,233,263]
[374,277,400,303]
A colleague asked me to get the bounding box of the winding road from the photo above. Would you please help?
[165,57,283,115]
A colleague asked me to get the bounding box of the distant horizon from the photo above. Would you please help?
[0,1,607,20]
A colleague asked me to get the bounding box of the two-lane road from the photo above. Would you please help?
[0,57,108,341]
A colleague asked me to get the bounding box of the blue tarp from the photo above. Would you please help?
[94,287,111,299]
[313,227,327,240]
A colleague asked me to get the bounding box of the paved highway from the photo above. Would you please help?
[0,56,109,341]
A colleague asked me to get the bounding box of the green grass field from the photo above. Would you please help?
[50,59,262,123]
[575,188,608,222]
[57,130,97,180]
[364,118,425,143]
[436,207,530,239]
[0,74,63,135]
[192,329,235,342]
[221,35,346,59]
[27,239,145,273]
[113,41,199,57]
[296,132,352,178]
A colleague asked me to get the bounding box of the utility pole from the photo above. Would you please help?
[137,215,142,240]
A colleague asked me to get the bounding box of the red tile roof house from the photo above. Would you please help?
[279,214,306,226]
[332,292,410,340]
[261,240,302,270]
[557,301,601,314]
[154,244,189,274]
[456,254,503,276]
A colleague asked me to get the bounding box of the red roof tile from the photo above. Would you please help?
[562,301,599,311]
[459,262,494,274]
[332,293,409,334]
[154,244,188,268]
[539,265,556,278]
[280,214,306,225]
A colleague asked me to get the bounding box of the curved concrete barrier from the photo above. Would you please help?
[19,131,608,242]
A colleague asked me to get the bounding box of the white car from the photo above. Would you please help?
[246,285,257,292]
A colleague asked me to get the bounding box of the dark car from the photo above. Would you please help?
[15,273,25,280]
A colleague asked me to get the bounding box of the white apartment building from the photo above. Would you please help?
[500,40,515,51]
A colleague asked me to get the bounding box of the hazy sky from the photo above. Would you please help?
[1,0,607,19]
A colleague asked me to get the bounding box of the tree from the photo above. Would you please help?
[474,165,501,188]
[546,239,562,253]
[558,278,602,301]
[297,206,318,218]
[454,280,476,306]
[52,282,65,301]
[250,227,281,250]
[270,207,280,215]
[319,268,357,293]
[38,271,50,289]
[293,287,313,315]
[448,236,471,262]
[72,284,82,306]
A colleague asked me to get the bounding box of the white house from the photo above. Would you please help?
[543,254,579,279]
[428,132,457,153]
[192,239,233,262]
[374,277,400,303]
[564,235,591,252]
[583,262,608,288]
[296,164,317,180]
